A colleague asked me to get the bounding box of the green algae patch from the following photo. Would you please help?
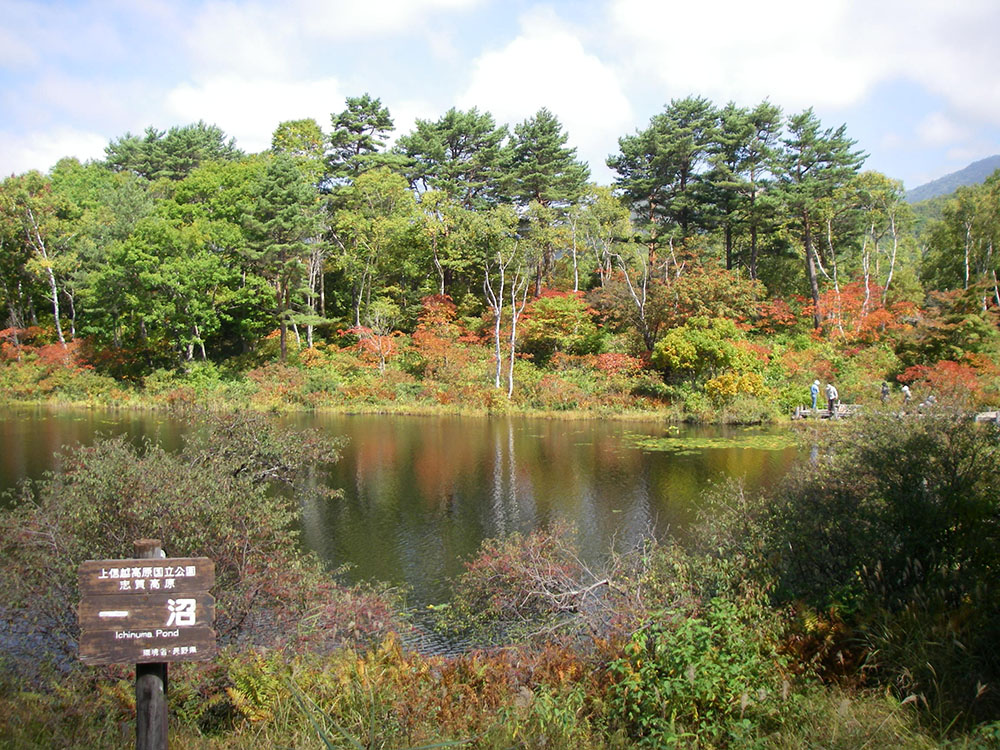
[627,430,800,454]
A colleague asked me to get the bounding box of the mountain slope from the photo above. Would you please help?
[906,155,1000,203]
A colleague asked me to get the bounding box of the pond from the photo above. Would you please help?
[0,407,802,605]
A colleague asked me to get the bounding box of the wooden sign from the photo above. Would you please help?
[79,626,217,665]
[78,556,217,666]
[79,557,215,597]
[78,592,216,630]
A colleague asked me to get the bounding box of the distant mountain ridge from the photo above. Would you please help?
[906,155,1000,203]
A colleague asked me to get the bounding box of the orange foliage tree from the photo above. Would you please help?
[410,294,468,379]
[817,281,914,342]
[898,359,997,406]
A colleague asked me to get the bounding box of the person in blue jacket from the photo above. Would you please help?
[810,380,820,409]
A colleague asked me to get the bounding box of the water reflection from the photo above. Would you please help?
[1,409,800,606]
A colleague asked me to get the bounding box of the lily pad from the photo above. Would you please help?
[627,431,799,453]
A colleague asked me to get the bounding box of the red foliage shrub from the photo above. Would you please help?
[817,282,915,342]
[347,326,404,369]
[595,352,644,378]
[753,298,799,334]
[734,340,771,365]
[899,359,989,404]
[0,327,91,370]
[411,294,469,378]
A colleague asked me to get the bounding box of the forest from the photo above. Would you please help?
[2,94,999,418]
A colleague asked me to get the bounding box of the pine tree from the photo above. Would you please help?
[505,108,588,208]
[777,109,866,328]
[327,94,403,181]
[396,107,509,209]
[244,154,319,360]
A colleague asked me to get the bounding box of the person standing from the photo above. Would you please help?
[825,382,839,416]
[901,384,912,404]
[881,381,890,403]
[810,380,820,410]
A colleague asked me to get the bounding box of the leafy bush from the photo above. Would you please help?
[712,411,1000,728]
[438,525,587,643]
[608,598,790,747]
[519,291,603,365]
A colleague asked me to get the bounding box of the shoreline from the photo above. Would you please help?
[0,394,788,426]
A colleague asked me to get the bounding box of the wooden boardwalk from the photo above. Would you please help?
[793,405,1000,422]
[793,404,859,419]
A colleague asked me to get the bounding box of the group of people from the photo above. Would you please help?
[809,379,924,415]
[881,381,912,404]
[810,380,841,414]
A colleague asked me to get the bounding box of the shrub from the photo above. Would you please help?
[608,597,790,747]
[438,525,587,643]
[519,291,602,365]
[713,411,1000,728]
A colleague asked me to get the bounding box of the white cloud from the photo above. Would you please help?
[879,0,1000,123]
[290,0,486,39]
[458,7,633,179]
[607,0,876,110]
[185,3,301,78]
[184,0,486,78]
[0,128,108,177]
[0,22,40,69]
[917,112,970,147]
[608,0,1000,125]
[165,75,346,153]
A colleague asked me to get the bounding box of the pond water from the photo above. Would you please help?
[0,407,802,605]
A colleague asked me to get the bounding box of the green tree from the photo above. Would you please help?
[105,121,242,181]
[476,204,526,394]
[48,159,155,341]
[922,174,1000,296]
[651,315,758,382]
[244,154,319,360]
[705,100,783,277]
[162,157,278,355]
[609,96,718,257]
[894,286,1000,370]
[327,94,402,181]
[271,118,327,185]
[0,186,37,336]
[0,172,78,346]
[572,185,632,289]
[777,108,866,328]
[847,170,913,311]
[396,106,509,208]
[330,167,418,327]
[77,218,175,366]
[416,189,478,296]
[519,291,601,364]
[504,108,588,295]
[505,107,588,208]
[78,216,237,367]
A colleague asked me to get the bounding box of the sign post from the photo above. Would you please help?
[135,540,167,750]
[78,540,216,750]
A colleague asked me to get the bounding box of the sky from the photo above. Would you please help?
[2,0,999,191]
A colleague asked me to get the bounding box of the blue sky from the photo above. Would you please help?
[2,0,998,190]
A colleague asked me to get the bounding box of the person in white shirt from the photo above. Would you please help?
[825,382,839,415]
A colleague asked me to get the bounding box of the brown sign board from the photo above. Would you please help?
[79,626,217,665]
[79,592,215,632]
[78,556,217,665]
[79,557,214,597]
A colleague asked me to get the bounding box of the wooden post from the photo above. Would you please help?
[134,539,167,750]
